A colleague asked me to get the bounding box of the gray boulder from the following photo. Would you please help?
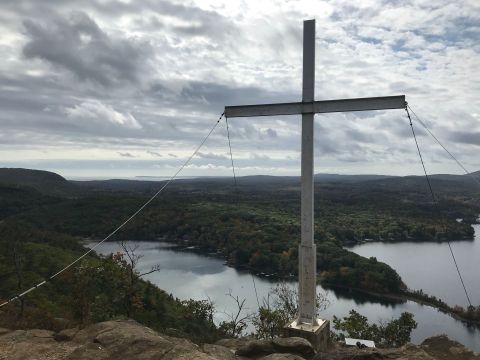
[55,327,79,342]
[272,337,315,359]
[203,343,236,360]
[216,336,255,351]
[260,355,306,360]
[236,337,315,359]
[236,339,276,357]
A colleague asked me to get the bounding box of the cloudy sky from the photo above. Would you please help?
[1,0,479,179]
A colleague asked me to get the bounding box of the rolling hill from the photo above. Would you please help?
[0,168,78,196]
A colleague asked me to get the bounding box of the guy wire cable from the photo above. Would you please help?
[406,105,472,307]
[0,112,225,308]
[224,116,261,309]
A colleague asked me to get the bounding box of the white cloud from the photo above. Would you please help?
[65,100,142,129]
[0,0,478,177]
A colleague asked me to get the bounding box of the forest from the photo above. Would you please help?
[1,168,479,332]
[2,169,479,293]
[0,219,223,342]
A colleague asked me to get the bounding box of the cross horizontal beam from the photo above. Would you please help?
[224,95,405,118]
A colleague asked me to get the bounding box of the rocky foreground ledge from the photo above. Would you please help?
[0,319,478,360]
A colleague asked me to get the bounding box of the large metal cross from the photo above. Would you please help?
[224,19,406,326]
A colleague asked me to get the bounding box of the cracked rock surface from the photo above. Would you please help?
[0,320,478,360]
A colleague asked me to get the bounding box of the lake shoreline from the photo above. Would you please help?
[325,284,480,328]
[86,237,480,329]
[182,240,480,328]
[86,239,480,351]
[144,239,480,327]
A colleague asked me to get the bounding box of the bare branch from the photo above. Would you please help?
[219,289,254,337]
[139,264,161,277]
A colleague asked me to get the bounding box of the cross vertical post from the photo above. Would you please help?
[298,19,317,325]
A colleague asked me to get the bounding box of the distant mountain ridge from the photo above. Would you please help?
[0,168,77,196]
[1,168,479,196]
[314,173,396,182]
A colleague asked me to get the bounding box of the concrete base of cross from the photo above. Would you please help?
[283,318,330,352]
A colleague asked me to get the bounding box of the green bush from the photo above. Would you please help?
[333,309,417,347]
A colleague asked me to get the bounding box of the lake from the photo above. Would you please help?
[348,224,480,308]
[87,226,480,351]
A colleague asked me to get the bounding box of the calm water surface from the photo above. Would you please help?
[88,227,480,351]
[348,224,480,308]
